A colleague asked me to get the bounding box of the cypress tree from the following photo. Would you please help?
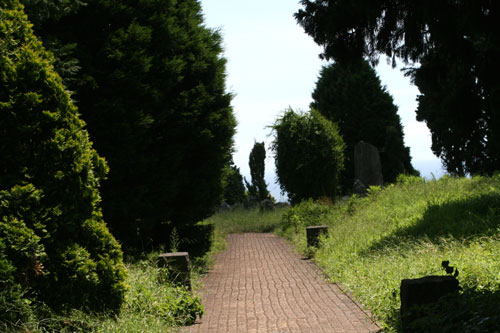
[22,0,236,250]
[222,160,246,205]
[245,142,270,203]
[0,0,126,314]
[296,0,500,176]
[311,60,416,191]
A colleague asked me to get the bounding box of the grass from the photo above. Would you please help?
[95,256,203,332]
[279,174,500,331]
[3,205,288,332]
[18,173,500,332]
[3,255,203,332]
[203,206,289,235]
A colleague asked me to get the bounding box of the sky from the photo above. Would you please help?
[199,0,445,201]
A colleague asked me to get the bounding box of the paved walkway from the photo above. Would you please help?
[185,233,380,332]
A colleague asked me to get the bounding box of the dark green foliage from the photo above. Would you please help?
[0,0,126,314]
[0,238,36,327]
[23,0,236,251]
[414,49,499,176]
[20,0,85,87]
[271,108,344,204]
[245,142,270,202]
[222,160,246,205]
[311,60,416,191]
[296,0,500,176]
[21,0,86,27]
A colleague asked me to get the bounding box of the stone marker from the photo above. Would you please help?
[400,275,460,329]
[306,225,328,248]
[158,252,191,290]
[218,201,231,212]
[244,195,259,209]
[354,141,384,188]
[352,179,367,196]
[261,199,274,211]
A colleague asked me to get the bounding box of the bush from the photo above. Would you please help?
[0,0,126,315]
[271,108,345,204]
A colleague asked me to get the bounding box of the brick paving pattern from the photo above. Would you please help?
[185,233,380,332]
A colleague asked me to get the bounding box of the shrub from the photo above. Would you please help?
[271,108,345,204]
[0,0,126,315]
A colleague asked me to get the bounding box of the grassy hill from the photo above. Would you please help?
[279,174,500,331]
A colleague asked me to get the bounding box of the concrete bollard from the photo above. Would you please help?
[400,275,459,330]
[306,225,328,248]
[158,252,191,290]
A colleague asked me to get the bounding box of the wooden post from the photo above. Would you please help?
[158,252,191,290]
[306,225,328,248]
[400,275,459,330]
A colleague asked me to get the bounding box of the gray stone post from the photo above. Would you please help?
[158,252,191,290]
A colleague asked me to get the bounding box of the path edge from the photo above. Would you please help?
[302,256,384,332]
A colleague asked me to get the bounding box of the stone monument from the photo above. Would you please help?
[353,141,384,194]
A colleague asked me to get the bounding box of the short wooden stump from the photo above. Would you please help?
[158,252,191,290]
[306,225,328,248]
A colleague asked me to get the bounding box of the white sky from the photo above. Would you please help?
[200,0,445,200]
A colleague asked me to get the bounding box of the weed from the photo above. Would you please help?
[169,227,180,253]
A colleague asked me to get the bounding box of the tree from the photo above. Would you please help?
[245,142,270,202]
[295,0,500,175]
[222,159,246,205]
[271,108,345,204]
[23,0,237,251]
[0,0,126,316]
[21,0,86,27]
[20,0,85,87]
[413,49,497,176]
[311,60,416,191]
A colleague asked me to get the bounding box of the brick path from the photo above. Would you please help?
[185,233,380,332]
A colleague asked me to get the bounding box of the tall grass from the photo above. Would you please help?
[96,256,203,332]
[280,174,500,331]
[204,206,288,235]
[2,256,203,332]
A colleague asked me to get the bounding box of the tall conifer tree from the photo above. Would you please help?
[311,60,416,191]
[0,0,126,314]
[23,0,236,250]
[296,0,500,175]
[245,142,270,202]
